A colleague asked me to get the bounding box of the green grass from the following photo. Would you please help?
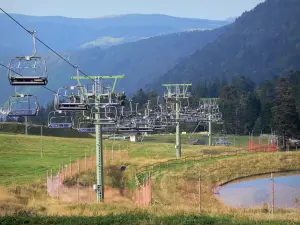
[0,133,223,186]
[0,133,95,186]
[0,213,299,225]
[143,133,250,148]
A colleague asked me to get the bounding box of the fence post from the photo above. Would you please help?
[61,161,64,182]
[112,144,114,161]
[77,159,80,203]
[85,153,87,171]
[57,168,59,198]
[78,158,80,173]
[271,172,274,215]
[149,172,152,206]
[90,149,93,169]
[199,172,202,213]
[70,157,72,176]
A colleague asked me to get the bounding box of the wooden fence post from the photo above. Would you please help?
[70,157,72,176]
[85,152,87,171]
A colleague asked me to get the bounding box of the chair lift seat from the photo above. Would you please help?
[78,127,96,133]
[9,76,48,86]
[8,109,37,116]
[58,103,88,110]
[48,123,72,129]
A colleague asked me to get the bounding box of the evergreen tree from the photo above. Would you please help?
[272,78,300,139]
[258,80,275,133]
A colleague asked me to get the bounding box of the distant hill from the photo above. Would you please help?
[153,0,300,87]
[0,28,226,105]
[0,13,229,54]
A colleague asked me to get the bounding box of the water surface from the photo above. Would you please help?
[218,172,300,209]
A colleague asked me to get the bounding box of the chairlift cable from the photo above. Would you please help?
[0,8,101,84]
[1,62,58,95]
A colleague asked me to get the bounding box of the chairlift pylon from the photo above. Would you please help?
[8,31,48,86]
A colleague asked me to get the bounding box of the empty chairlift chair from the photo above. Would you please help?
[48,111,73,129]
[8,31,48,86]
[77,119,96,133]
[7,94,39,117]
[54,86,89,111]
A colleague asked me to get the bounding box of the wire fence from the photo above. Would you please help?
[134,149,300,212]
[46,146,300,212]
[46,148,131,203]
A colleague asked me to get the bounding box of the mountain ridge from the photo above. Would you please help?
[0,13,229,53]
[153,0,300,87]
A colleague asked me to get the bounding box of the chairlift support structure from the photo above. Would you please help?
[71,74,125,203]
[162,83,192,159]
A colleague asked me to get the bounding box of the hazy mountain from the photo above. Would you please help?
[0,13,229,53]
[153,0,300,87]
[0,27,226,105]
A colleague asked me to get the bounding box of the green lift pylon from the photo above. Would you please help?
[162,84,192,159]
[71,74,125,202]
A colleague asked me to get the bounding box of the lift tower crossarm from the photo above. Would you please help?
[70,75,125,93]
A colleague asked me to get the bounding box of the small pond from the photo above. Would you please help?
[217,172,300,209]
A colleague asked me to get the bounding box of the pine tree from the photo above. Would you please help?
[272,78,300,140]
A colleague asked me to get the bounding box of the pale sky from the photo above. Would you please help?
[0,0,265,20]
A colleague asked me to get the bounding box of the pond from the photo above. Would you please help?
[217,172,300,209]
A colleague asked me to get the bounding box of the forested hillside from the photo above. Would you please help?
[154,0,300,86]
[130,71,300,138]
[0,28,226,104]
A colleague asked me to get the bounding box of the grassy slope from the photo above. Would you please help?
[1,133,299,224]
[0,133,94,186]
[143,133,250,148]
[0,133,223,186]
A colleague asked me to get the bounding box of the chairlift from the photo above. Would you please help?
[7,94,39,117]
[8,31,48,86]
[54,86,88,111]
[184,118,198,123]
[90,105,118,124]
[77,118,95,133]
[48,111,73,129]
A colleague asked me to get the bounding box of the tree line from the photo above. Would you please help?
[133,71,300,139]
[4,71,300,140]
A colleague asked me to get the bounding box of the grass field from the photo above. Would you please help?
[0,133,226,186]
[143,133,251,148]
[0,132,299,224]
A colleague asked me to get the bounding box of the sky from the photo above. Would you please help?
[0,0,265,20]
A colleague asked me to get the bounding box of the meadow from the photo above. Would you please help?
[0,131,300,224]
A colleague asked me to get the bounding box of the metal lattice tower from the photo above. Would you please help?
[162,84,192,159]
[198,98,222,146]
[70,74,125,202]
